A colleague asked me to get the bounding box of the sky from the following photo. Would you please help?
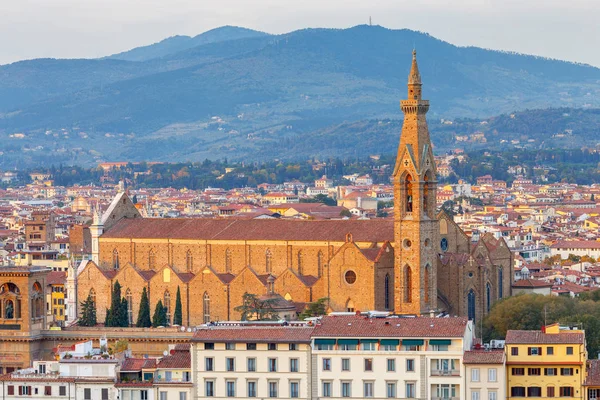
[0,0,599,67]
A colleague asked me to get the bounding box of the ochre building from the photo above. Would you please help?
[77,52,512,327]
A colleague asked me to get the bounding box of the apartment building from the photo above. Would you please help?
[463,349,505,400]
[311,315,472,400]
[505,323,587,399]
[191,323,314,399]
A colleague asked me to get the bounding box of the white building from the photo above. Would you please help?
[550,240,600,260]
[463,350,506,400]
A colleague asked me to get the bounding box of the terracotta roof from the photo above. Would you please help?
[512,279,554,288]
[121,357,147,372]
[156,348,190,369]
[506,330,585,344]
[116,382,153,388]
[463,350,505,364]
[216,273,235,284]
[313,315,469,338]
[551,240,600,249]
[586,359,600,386]
[192,326,314,343]
[46,271,66,285]
[102,218,392,243]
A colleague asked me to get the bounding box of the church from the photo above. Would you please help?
[77,51,512,326]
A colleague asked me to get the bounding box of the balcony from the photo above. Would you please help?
[431,369,460,377]
[431,397,459,400]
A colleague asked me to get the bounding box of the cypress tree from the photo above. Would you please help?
[136,287,151,327]
[152,300,167,327]
[78,294,97,327]
[173,286,183,326]
[121,298,129,326]
[106,281,123,327]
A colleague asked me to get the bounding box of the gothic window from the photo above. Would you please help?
[486,283,492,313]
[0,283,21,320]
[112,249,119,270]
[89,289,96,306]
[424,264,430,305]
[164,290,171,325]
[203,292,210,324]
[346,299,355,312]
[424,171,433,217]
[468,289,476,321]
[297,251,304,275]
[403,265,412,303]
[265,249,272,274]
[31,282,43,319]
[148,249,156,270]
[126,289,133,326]
[186,250,193,272]
[225,249,232,273]
[498,267,504,299]
[317,251,324,278]
[384,273,391,310]
[405,174,413,213]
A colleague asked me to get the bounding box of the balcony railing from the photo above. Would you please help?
[431,369,460,376]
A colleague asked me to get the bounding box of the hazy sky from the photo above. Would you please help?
[1,0,599,66]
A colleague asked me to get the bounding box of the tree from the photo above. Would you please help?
[173,286,183,326]
[136,287,152,327]
[234,293,279,321]
[152,300,167,327]
[299,298,329,320]
[339,209,352,218]
[78,293,97,327]
[106,280,128,327]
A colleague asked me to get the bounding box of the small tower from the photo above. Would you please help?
[89,205,104,265]
[66,256,78,322]
[393,50,439,315]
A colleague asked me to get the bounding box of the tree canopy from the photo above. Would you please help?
[234,293,279,321]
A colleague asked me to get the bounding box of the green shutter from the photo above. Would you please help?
[402,339,424,346]
[361,339,379,344]
[338,339,360,345]
[429,339,451,345]
[380,339,400,346]
[314,339,336,345]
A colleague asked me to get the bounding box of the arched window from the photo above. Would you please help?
[384,273,391,310]
[498,267,503,299]
[31,282,43,319]
[186,250,193,272]
[297,251,304,275]
[126,289,133,326]
[403,265,412,303]
[0,283,21,320]
[423,174,429,215]
[164,291,171,325]
[265,249,272,273]
[346,299,355,312]
[89,289,96,306]
[468,290,476,321]
[225,249,232,273]
[317,251,324,278]
[149,249,156,270]
[405,174,413,213]
[486,283,492,313]
[203,292,210,324]
[5,300,15,319]
[112,249,119,270]
[424,264,430,305]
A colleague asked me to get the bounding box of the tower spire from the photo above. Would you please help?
[408,49,421,85]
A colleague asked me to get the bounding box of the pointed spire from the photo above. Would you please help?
[408,49,421,85]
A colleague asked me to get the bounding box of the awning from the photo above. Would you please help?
[360,339,379,344]
[314,339,336,345]
[429,339,452,345]
[402,339,424,346]
[380,339,400,346]
[338,339,360,345]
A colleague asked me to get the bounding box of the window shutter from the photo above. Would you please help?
[19,386,22,395]
[527,347,531,355]
[7,386,14,395]
[539,347,543,355]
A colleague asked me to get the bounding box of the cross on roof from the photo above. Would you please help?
[404,159,410,167]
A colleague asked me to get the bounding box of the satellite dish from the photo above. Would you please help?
[163,350,168,356]
[180,326,186,332]
[187,328,192,333]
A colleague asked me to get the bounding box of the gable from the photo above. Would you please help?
[102,192,142,231]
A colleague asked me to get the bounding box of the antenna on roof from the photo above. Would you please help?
[369,16,372,26]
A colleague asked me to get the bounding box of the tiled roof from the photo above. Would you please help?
[102,218,393,243]
[512,279,553,288]
[586,359,600,386]
[156,349,190,370]
[46,271,66,285]
[463,350,505,364]
[121,357,147,372]
[551,240,600,249]
[312,315,469,338]
[506,330,585,344]
[192,326,314,343]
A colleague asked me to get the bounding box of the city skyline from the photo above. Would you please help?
[1,0,599,67]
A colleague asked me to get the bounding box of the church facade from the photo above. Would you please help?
[77,52,512,326]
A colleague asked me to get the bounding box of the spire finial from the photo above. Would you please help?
[408,49,421,85]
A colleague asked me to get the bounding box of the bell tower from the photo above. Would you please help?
[393,50,439,314]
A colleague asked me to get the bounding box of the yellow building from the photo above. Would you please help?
[506,323,587,399]
[47,271,67,327]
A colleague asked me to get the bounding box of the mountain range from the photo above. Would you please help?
[0,25,599,167]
